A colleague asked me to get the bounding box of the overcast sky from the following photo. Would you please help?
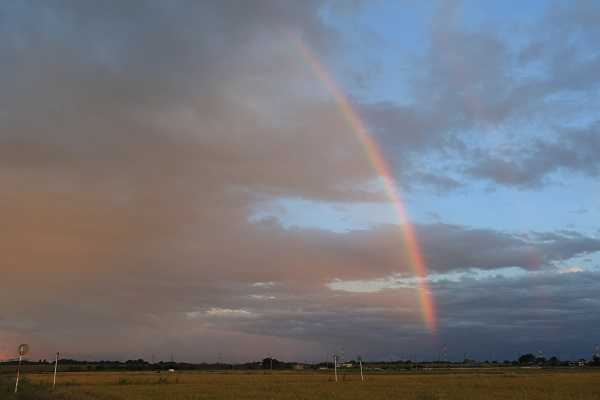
[2,0,600,364]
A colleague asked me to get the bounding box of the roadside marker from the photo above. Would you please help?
[15,343,29,393]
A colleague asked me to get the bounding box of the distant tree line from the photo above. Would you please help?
[2,355,599,371]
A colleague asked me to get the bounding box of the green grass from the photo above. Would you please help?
[2,368,600,400]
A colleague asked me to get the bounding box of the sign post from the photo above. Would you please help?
[15,344,29,393]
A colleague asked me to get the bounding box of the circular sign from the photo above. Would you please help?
[18,344,29,356]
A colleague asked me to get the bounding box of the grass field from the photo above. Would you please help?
[2,368,600,399]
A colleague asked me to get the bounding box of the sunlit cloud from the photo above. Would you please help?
[206,309,255,317]
[557,267,583,274]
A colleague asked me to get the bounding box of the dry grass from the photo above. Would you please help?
[2,368,600,399]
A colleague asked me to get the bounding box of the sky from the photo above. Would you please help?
[1,0,600,364]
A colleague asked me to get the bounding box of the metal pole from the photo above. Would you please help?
[53,352,59,387]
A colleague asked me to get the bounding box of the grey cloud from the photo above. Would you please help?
[463,122,600,188]
[531,230,600,261]
[417,223,600,273]
[0,0,386,204]
[433,269,600,358]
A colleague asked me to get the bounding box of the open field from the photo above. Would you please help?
[2,368,600,400]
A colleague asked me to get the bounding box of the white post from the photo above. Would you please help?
[53,352,59,387]
[334,355,338,382]
[359,360,363,381]
[357,355,364,382]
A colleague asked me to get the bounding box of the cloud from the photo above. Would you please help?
[350,1,600,193]
[557,267,583,274]
[462,123,600,188]
[417,224,600,273]
[432,268,600,359]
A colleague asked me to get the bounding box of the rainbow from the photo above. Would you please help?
[293,37,437,332]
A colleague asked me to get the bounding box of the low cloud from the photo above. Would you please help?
[557,267,583,274]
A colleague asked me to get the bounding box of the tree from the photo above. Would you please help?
[518,353,536,365]
[261,357,281,370]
